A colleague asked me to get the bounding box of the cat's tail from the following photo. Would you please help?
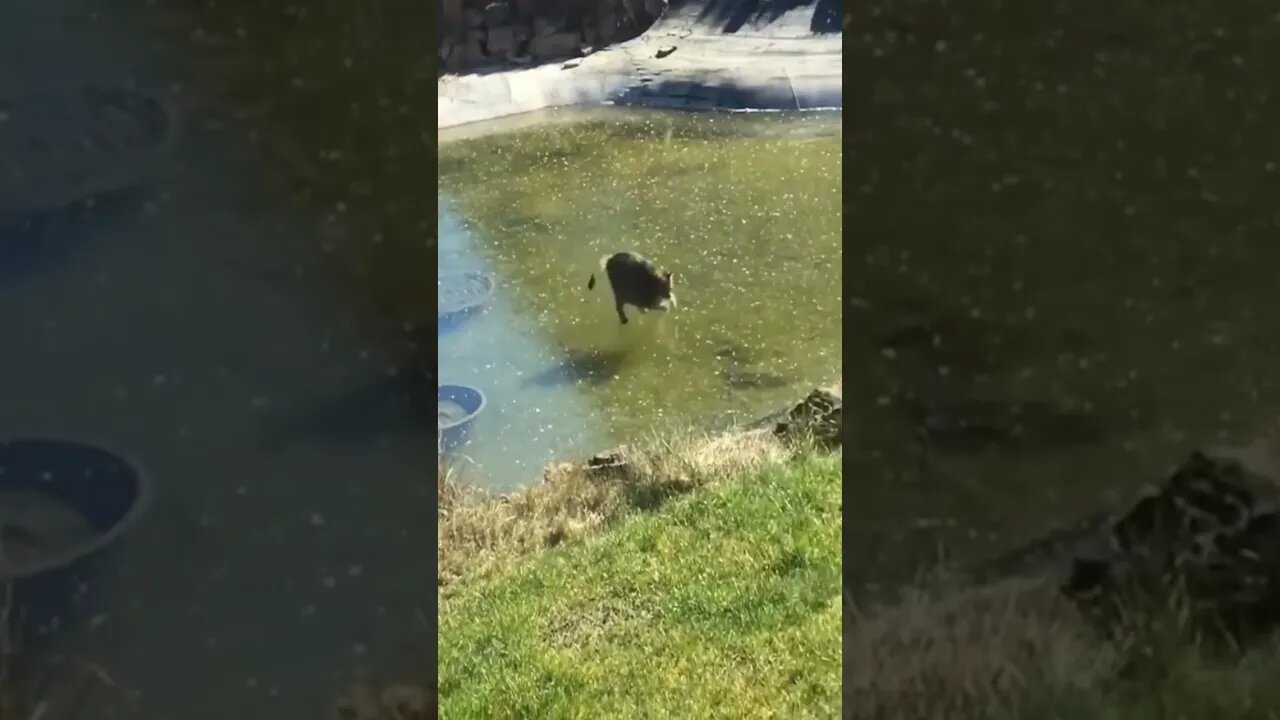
[587,254,610,290]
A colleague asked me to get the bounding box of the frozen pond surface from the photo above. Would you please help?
[439,109,843,490]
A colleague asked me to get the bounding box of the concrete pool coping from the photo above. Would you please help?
[437,4,841,131]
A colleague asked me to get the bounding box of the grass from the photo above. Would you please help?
[438,425,796,592]
[438,435,841,719]
[846,576,1280,720]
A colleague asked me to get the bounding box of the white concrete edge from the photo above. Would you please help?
[438,35,843,133]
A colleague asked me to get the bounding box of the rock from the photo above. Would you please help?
[562,58,582,69]
[487,25,516,55]
[587,447,628,476]
[655,45,677,59]
[483,1,512,27]
[445,41,470,71]
[510,0,536,20]
[529,31,581,59]
[585,447,632,481]
[644,0,668,18]
[462,38,487,65]
[774,388,842,446]
[597,12,618,42]
[1062,451,1280,644]
[621,0,647,22]
[441,0,466,35]
[533,13,567,36]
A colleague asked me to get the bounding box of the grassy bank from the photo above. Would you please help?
[846,577,1280,720]
[438,435,842,719]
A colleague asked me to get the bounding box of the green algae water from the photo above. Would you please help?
[842,2,1280,591]
[1,2,437,718]
[439,109,841,490]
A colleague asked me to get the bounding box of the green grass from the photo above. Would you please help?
[438,451,842,719]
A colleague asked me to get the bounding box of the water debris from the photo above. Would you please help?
[712,343,757,365]
[909,397,1105,454]
[712,343,789,390]
[655,45,677,59]
[875,312,1007,378]
[723,368,790,390]
[522,348,626,389]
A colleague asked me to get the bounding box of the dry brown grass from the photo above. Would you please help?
[333,678,431,720]
[843,570,1280,720]
[841,424,1280,720]
[438,426,794,594]
[845,577,1111,720]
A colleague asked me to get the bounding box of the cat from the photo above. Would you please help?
[587,251,677,325]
